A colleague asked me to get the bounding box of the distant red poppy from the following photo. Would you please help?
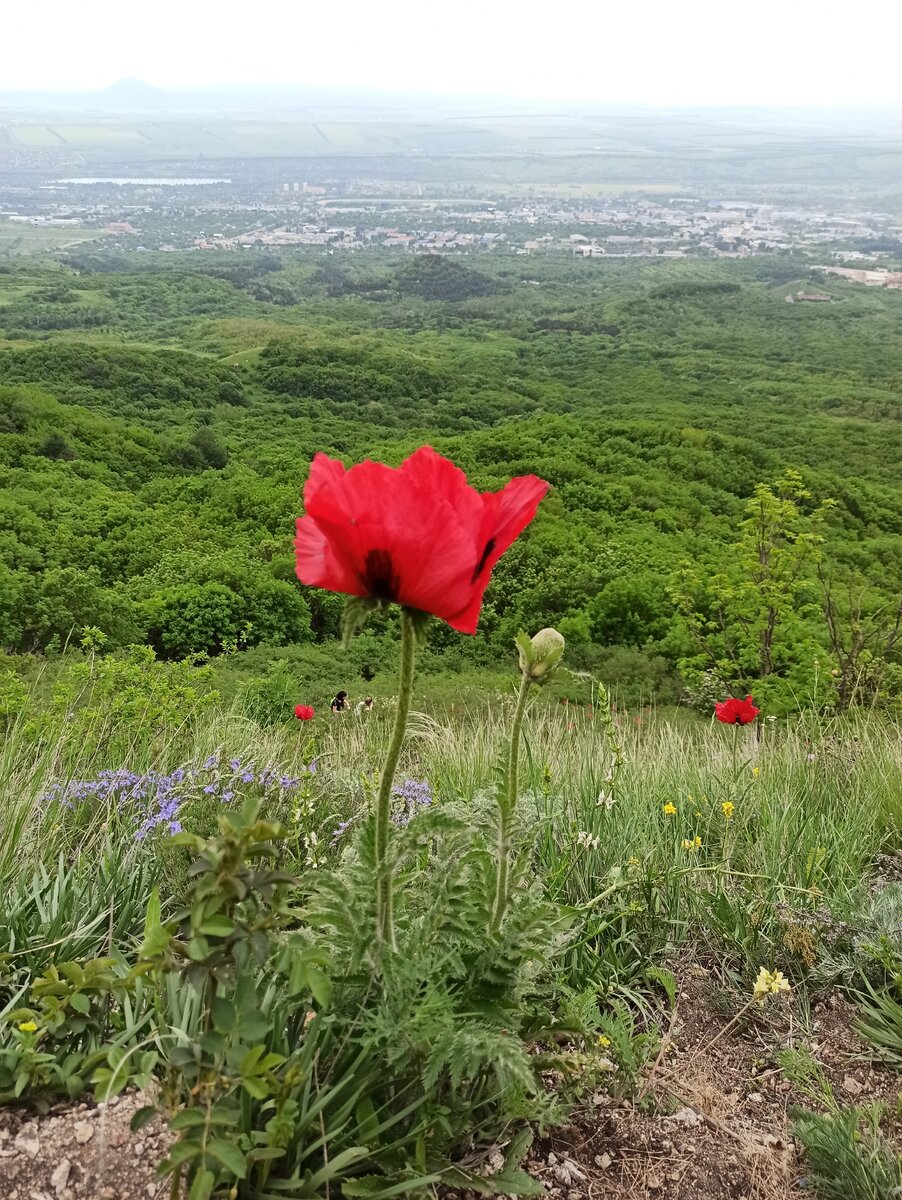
[294,447,548,634]
[715,695,759,725]
[294,704,315,721]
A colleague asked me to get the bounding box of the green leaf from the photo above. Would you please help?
[169,1110,210,1131]
[646,965,677,1007]
[240,1076,270,1100]
[306,1147,370,1190]
[355,1097,379,1144]
[504,1126,533,1168]
[186,936,210,961]
[239,1045,264,1074]
[131,1106,158,1133]
[68,992,91,1015]
[207,1138,247,1179]
[198,916,235,938]
[485,1168,545,1196]
[342,1175,442,1198]
[211,996,237,1034]
[306,966,332,1010]
[167,1138,203,1167]
[187,1168,216,1200]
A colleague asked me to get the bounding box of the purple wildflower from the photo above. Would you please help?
[391,778,433,826]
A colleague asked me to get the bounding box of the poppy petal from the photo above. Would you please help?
[294,447,549,634]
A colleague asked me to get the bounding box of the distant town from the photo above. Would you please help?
[2,173,902,282]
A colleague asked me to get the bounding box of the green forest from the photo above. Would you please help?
[1,249,900,713]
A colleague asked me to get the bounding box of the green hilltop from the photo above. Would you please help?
[0,250,900,711]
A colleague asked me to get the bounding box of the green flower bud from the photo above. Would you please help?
[516,627,565,681]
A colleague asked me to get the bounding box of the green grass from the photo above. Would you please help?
[2,655,901,1194]
[4,666,899,979]
[0,220,109,256]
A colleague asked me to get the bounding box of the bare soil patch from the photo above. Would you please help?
[518,965,900,1200]
[0,1091,170,1200]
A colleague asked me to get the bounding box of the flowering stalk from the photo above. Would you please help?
[373,607,417,948]
[491,628,565,933]
[490,671,531,934]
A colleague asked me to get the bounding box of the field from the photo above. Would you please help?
[0,219,108,255]
[3,108,902,189]
[2,651,902,1197]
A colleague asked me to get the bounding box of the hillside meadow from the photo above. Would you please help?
[1,247,901,1197]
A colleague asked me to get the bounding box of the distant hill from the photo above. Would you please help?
[94,77,171,110]
[0,77,172,112]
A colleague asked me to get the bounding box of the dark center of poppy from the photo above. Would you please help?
[471,538,496,583]
[362,549,399,601]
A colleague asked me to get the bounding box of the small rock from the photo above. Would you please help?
[547,1152,558,1166]
[595,1153,613,1169]
[74,1121,95,1145]
[843,1075,864,1096]
[747,1092,764,1104]
[50,1160,71,1195]
[647,1175,663,1191]
[671,1105,703,1127]
[553,1159,587,1186]
[14,1136,40,1158]
[98,1188,117,1200]
[133,1139,146,1157]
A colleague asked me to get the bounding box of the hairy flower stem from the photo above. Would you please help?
[491,671,531,934]
[374,607,417,949]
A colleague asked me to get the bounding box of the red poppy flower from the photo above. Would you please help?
[294,704,315,721]
[714,695,760,725]
[294,446,548,634]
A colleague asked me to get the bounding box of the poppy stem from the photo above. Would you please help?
[374,607,417,949]
[490,671,531,934]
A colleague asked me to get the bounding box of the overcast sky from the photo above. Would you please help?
[7,0,902,106]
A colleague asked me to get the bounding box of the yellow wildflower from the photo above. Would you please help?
[18,1021,37,1033]
[752,766,760,779]
[682,836,702,852]
[597,1034,612,1048]
[627,856,641,868]
[722,801,734,820]
[752,968,791,1004]
[662,802,677,816]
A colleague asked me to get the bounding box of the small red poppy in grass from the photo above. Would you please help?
[294,446,548,634]
[715,695,760,725]
[294,704,315,721]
